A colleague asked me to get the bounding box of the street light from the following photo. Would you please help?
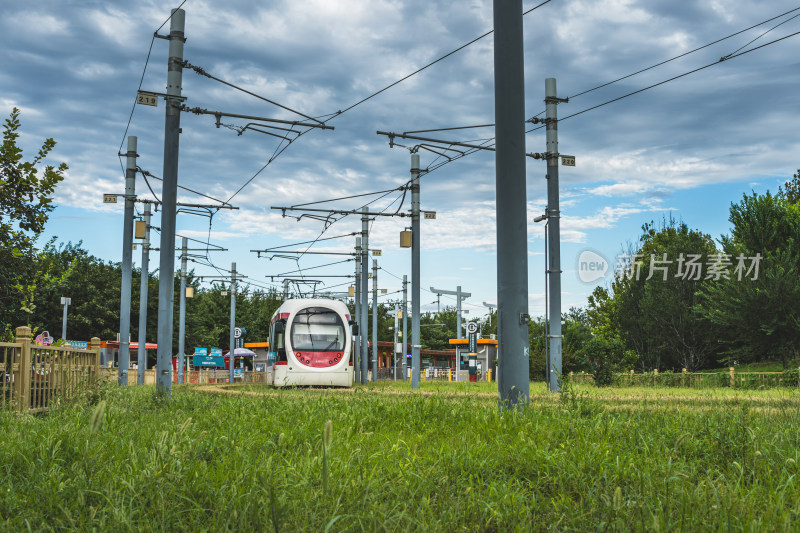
[60,297,71,340]
[534,211,549,388]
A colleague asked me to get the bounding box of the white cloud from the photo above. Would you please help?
[75,62,116,79]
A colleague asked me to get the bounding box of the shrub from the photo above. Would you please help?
[580,336,638,387]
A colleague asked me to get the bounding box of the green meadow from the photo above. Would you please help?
[2,381,799,532]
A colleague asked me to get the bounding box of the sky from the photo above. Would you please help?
[2,0,799,329]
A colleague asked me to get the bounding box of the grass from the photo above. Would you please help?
[1,381,800,531]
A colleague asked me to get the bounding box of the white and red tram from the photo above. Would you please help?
[267,299,357,387]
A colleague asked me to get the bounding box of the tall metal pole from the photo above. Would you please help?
[546,78,563,393]
[60,297,70,340]
[431,285,471,339]
[402,275,408,381]
[119,135,137,386]
[411,152,421,389]
[372,258,378,381]
[456,286,463,339]
[177,237,188,385]
[393,304,399,381]
[156,8,185,395]
[354,237,362,383]
[282,279,289,300]
[360,208,369,384]
[493,0,530,408]
[137,203,151,385]
[229,262,237,384]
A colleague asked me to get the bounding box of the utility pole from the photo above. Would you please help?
[229,262,237,385]
[545,78,563,393]
[119,135,137,386]
[354,237,362,383]
[156,8,185,395]
[430,286,471,339]
[372,258,378,382]
[402,275,408,381]
[411,152,421,389]
[60,297,71,340]
[393,304,399,381]
[177,237,188,385]
[282,279,289,300]
[360,208,369,383]
[493,0,530,408]
[137,203,152,385]
[194,265,245,384]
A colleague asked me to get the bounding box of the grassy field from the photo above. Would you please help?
[2,381,800,532]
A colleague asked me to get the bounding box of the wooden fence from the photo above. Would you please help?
[1,326,101,413]
[568,367,800,389]
[99,368,271,385]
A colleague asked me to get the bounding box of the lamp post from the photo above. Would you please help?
[60,297,71,340]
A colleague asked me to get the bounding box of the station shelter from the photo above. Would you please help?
[99,340,157,367]
[448,337,498,374]
[245,341,270,371]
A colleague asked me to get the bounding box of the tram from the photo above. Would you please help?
[267,298,357,387]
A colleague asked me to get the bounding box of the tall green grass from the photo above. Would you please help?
[1,382,799,531]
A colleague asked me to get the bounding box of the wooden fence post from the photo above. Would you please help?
[90,337,101,383]
[729,367,735,388]
[14,326,32,412]
[682,368,687,387]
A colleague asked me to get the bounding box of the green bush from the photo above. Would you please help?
[781,368,799,387]
[580,336,638,387]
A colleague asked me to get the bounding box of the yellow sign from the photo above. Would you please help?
[136,91,159,107]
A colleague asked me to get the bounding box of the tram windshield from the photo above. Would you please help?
[290,307,346,352]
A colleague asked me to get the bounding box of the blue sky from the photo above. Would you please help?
[2,0,799,327]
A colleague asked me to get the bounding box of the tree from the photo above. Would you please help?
[697,187,800,369]
[529,307,593,380]
[587,218,719,371]
[780,170,800,205]
[0,108,67,329]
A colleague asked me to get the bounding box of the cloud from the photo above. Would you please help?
[3,0,800,310]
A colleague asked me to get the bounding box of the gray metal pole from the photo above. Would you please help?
[393,304,399,381]
[411,152,421,389]
[493,0,530,409]
[137,203,151,385]
[372,258,378,381]
[119,135,137,386]
[402,275,408,381]
[546,78,563,393]
[361,208,369,384]
[431,285,471,339]
[61,299,69,340]
[282,279,289,300]
[354,237,361,383]
[156,8,185,395]
[229,262,237,384]
[456,286,463,339]
[178,237,187,385]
